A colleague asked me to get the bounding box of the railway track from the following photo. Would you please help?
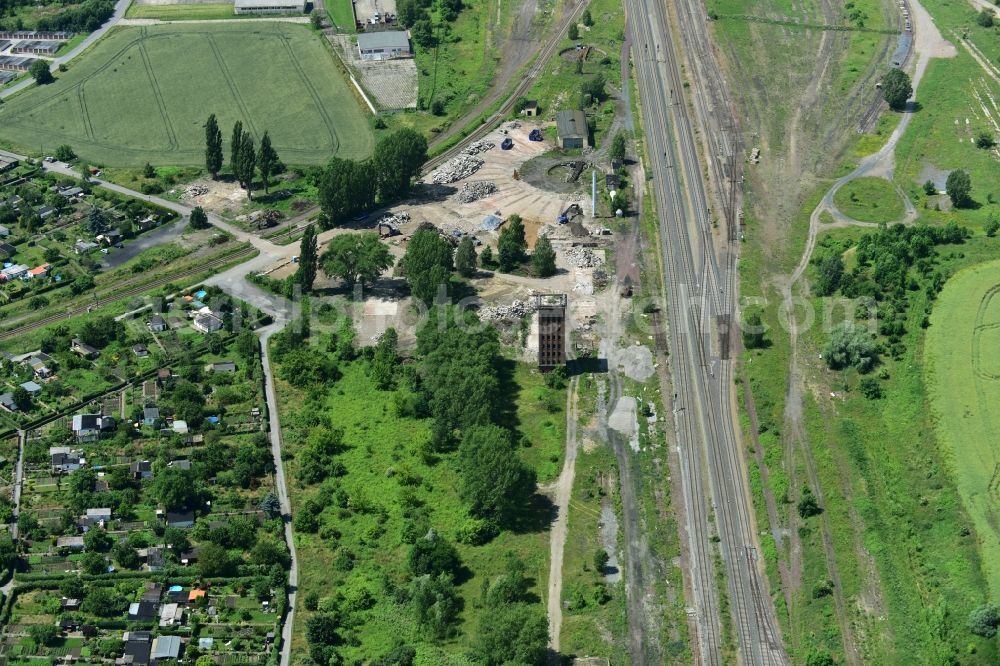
[628,0,786,661]
[0,245,256,342]
[420,0,590,174]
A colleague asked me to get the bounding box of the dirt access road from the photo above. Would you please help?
[778,1,956,662]
[546,375,580,652]
[428,0,585,151]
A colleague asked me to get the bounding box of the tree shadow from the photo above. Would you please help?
[494,358,522,431]
[568,356,608,375]
[505,492,556,535]
[449,278,478,303]
[409,183,459,203]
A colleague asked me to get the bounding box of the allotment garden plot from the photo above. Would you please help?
[0,23,374,166]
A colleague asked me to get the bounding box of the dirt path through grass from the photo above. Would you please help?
[778,1,957,661]
[545,375,580,652]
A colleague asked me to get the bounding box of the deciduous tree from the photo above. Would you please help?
[408,530,461,577]
[532,234,556,277]
[257,131,279,193]
[29,59,53,84]
[881,68,912,111]
[372,128,428,202]
[497,215,527,272]
[609,131,627,163]
[11,387,30,411]
[297,223,318,292]
[454,235,477,277]
[946,169,972,208]
[237,134,256,198]
[189,206,210,230]
[969,603,1000,637]
[458,425,535,525]
[400,229,453,304]
[473,603,548,666]
[318,157,376,226]
[230,120,244,174]
[205,114,223,178]
[321,232,393,289]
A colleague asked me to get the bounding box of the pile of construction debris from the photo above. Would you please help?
[185,184,209,197]
[464,139,495,155]
[429,154,484,184]
[564,246,605,268]
[456,181,498,203]
[478,299,536,321]
[378,211,411,226]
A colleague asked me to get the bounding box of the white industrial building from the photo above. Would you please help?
[233,0,305,14]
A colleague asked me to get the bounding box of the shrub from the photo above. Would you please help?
[797,486,822,518]
[811,579,834,598]
[456,518,499,546]
[969,603,1000,637]
[858,377,883,399]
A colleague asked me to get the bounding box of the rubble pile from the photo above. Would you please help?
[456,181,498,203]
[478,299,536,321]
[464,140,495,156]
[185,184,209,197]
[564,246,605,268]
[429,154,485,184]
[378,211,411,226]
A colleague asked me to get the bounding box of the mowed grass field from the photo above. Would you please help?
[0,23,374,166]
[831,176,906,222]
[926,258,1000,600]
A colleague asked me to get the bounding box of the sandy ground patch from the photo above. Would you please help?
[175,178,247,216]
[417,124,592,247]
[608,395,639,452]
[600,501,621,584]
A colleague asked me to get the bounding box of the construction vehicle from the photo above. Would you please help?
[528,128,543,141]
[501,137,514,150]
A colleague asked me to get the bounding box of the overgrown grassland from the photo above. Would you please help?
[894,53,1000,230]
[926,258,1000,599]
[326,0,357,32]
[124,3,243,20]
[0,24,373,166]
[831,176,906,222]
[279,359,563,662]
[415,0,495,120]
[520,0,623,148]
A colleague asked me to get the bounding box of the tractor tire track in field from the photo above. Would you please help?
[77,84,96,141]
[3,36,146,152]
[278,34,339,151]
[207,34,261,140]
[137,34,179,151]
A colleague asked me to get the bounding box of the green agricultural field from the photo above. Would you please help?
[831,176,906,222]
[926,258,1000,599]
[0,23,374,166]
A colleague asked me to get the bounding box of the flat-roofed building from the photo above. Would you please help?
[0,55,37,71]
[233,0,305,14]
[11,41,61,55]
[357,31,412,61]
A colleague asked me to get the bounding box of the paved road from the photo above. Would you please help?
[626,0,786,662]
[258,318,297,666]
[0,0,132,101]
[0,150,302,666]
